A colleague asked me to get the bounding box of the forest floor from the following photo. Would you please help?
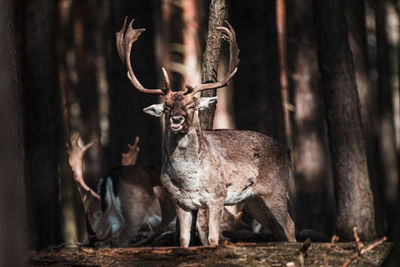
[28,241,392,267]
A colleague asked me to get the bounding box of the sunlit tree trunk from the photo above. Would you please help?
[0,0,26,264]
[199,0,226,130]
[313,0,376,241]
[287,0,335,236]
[183,0,205,89]
[276,0,292,149]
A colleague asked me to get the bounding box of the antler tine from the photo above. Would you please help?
[82,139,98,151]
[189,21,239,95]
[121,136,140,166]
[116,17,166,95]
[116,16,128,62]
[219,20,240,74]
[162,67,171,94]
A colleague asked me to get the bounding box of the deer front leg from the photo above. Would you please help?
[176,207,192,247]
[208,202,224,246]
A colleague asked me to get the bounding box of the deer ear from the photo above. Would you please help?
[197,97,218,111]
[143,103,164,117]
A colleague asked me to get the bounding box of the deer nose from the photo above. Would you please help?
[171,116,184,124]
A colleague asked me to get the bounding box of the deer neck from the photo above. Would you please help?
[164,115,207,164]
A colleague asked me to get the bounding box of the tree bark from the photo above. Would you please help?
[23,0,62,249]
[313,0,376,241]
[0,0,26,265]
[229,0,285,143]
[346,0,385,237]
[106,0,162,169]
[287,0,335,236]
[199,0,226,130]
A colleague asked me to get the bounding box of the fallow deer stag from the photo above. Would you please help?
[117,18,295,247]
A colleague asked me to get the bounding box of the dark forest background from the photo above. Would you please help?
[0,0,400,265]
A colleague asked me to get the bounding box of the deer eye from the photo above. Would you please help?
[186,104,195,110]
[164,106,171,113]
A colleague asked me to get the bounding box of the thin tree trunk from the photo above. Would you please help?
[376,0,400,240]
[287,0,335,236]
[73,0,102,187]
[23,0,62,249]
[0,0,26,264]
[57,0,85,244]
[183,0,205,88]
[277,0,292,149]
[230,0,285,143]
[313,0,376,241]
[164,0,185,91]
[199,0,226,130]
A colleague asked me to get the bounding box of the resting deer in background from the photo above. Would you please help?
[67,135,175,246]
[117,18,296,247]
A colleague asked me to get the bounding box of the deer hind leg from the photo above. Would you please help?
[245,194,295,242]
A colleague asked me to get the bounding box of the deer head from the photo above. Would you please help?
[116,17,239,134]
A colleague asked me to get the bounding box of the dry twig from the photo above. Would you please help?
[324,235,339,267]
[298,238,311,267]
[341,227,387,267]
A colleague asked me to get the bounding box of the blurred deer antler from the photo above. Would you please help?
[121,136,140,166]
[66,135,100,200]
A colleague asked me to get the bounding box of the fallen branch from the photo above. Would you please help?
[341,227,387,267]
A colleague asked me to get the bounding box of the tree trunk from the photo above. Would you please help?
[0,0,26,264]
[229,0,285,143]
[106,1,162,169]
[346,0,385,237]
[376,0,400,240]
[72,0,102,187]
[56,0,86,244]
[199,0,226,130]
[162,0,185,91]
[23,0,62,249]
[276,0,292,149]
[313,0,376,241]
[183,0,205,89]
[287,0,335,236]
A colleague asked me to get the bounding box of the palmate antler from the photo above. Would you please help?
[116,17,170,95]
[117,18,239,96]
[66,135,100,200]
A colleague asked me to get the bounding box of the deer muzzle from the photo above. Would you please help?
[170,115,185,132]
